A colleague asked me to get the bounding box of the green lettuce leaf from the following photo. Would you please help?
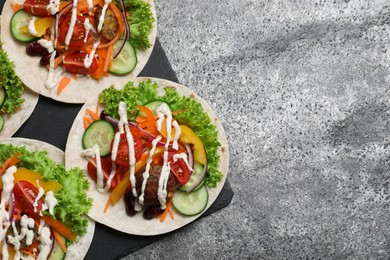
[0,44,25,114]
[0,144,92,237]
[117,0,155,50]
[99,80,223,187]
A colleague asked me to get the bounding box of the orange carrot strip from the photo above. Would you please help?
[159,201,172,222]
[104,197,112,213]
[57,76,72,95]
[95,100,100,116]
[42,215,77,241]
[53,229,68,253]
[11,3,23,12]
[70,73,78,80]
[103,44,114,72]
[9,152,21,167]
[83,116,93,130]
[85,108,99,121]
[168,203,175,220]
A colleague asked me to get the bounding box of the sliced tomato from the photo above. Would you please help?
[63,52,98,75]
[13,180,43,218]
[111,133,143,166]
[87,157,118,190]
[168,152,191,185]
[58,14,92,48]
[23,0,51,17]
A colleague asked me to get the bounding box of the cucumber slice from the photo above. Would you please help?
[0,87,6,109]
[172,185,209,216]
[137,100,171,117]
[109,40,137,75]
[10,10,38,43]
[48,237,66,260]
[179,162,205,192]
[0,115,4,133]
[82,120,115,157]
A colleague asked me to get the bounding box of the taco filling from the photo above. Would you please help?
[80,79,223,220]
[6,0,154,93]
[0,142,92,259]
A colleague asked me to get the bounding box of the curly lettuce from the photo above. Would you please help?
[116,0,155,50]
[99,80,223,187]
[0,144,92,237]
[0,44,24,114]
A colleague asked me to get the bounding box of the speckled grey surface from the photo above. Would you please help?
[123,0,390,259]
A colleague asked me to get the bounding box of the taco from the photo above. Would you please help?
[0,138,94,259]
[0,43,39,138]
[65,78,229,235]
[0,0,157,103]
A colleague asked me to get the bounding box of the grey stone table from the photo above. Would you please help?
[124,0,390,259]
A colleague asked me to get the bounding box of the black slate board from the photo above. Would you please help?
[1,2,234,259]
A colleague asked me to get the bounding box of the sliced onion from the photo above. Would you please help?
[184,144,194,169]
[187,161,208,192]
[113,0,131,58]
[47,227,55,258]
[8,193,15,222]
[58,2,72,21]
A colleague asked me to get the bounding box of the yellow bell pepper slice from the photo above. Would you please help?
[20,16,54,37]
[13,168,62,193]
[179,125,207,165]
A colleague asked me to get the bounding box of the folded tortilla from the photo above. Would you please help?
[0,17,39,138]
[0,138,95,259]
[65,77,229,236]
[0,0,157,104]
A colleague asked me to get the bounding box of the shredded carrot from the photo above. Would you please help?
[85,108,99,121]
[70,73,78,80]
[53,229,68,253]
[0,152,21,176]
[103,44,114,72]
[42,215,77,241]
[57,76,72,95]
[83,116,93,130]
[90,48,106,80]
[159,201,172,222]
[168,204,175,220]
[20,240,39,258]
[104,197,112,213]
[11,3,23,12]
[95,99,100,116]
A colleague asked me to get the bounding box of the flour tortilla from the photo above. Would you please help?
[0,17,39,138]
[0,138,95,259]
[0,0,157,104]
[65,77,229,236]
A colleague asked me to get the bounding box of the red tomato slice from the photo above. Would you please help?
[13,181,43,218]
[87,157,118,190]
[58,14,92,48]
[111,133,143,166]
[23,0,51,17]
[168,152,191,185]
[63,52,98,75]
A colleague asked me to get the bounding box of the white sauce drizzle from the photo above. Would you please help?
[173,153,193,172]
[37,226,52,260]
[28,17,38,36]
[33,182,45,213]
[156,104,174,209]
[138,135,162,205]
[38,39,54,53]
[87,0,94,15]
[84,38,101,68]
[46,0,61,15]
[83,18,92,43]
[45,50,63,90]
[97,0,112,32]
[64,0,79,49]
[44,191,58,215]
[171,120,181,150]
[112,102,137,196]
